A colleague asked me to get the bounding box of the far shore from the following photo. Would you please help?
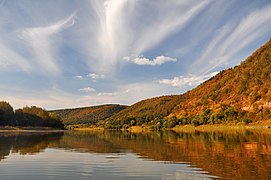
[172,124,271,133]
[68,121,271,134]
[2,120,271,134]
[0,126,66,132]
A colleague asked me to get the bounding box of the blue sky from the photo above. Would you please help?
[0,0,271,110]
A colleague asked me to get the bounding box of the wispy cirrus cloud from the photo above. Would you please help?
[190,4,271,74]
[0,3,31,72]
[0,42,31,71]
[0,81,170,109]
[124,55,176,66]
[78,0,211,74]
[19,12,77,74]
[1,1,271,110]
[131,0,211,54]
[159,72,218,88]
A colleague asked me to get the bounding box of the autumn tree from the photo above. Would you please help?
[0,101,14,125]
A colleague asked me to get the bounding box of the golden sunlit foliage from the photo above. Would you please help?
[99,95,184,129]
[99,38,271,129]
[171,38,271,122]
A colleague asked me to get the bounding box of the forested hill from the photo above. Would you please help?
[100,38,271,128]
[51,104,127,125]
[101,95,184,129]
[171,38,271,121]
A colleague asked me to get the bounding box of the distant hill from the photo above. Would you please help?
[100,39,271,128]
[51,104,127,125]
[102,95,184,128]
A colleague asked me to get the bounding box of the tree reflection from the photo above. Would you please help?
[1,130,271,179]
[59,130,271,179]
[0,132,63,161]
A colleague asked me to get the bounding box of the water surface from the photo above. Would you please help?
[0,130,271,179]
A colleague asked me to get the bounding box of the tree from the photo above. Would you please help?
[0,101,14,125]
[14,106,64,128]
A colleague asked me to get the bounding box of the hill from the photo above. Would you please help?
[101,95,184,129]
[51,104,127,125]
[100,39,271,129]
[171,38,271,123]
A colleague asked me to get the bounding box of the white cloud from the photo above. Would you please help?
[0,81,167,109]
[74,73,105,81]
[23,82,165,109]
[98,92,118,96]
[75,0,210,74]
[126,55,176,66]
[19,12,77,74]
[74,75,83,79]
[97,89,129,97]
[1,1,271,111]
[87,73,105,80]
[159,72,218,87]
[190,4,271,74]
[0,42,31,71]
[79,87,96,93]
[0,6,31,72]
[0,84,79,110]
[132,1,211,54]
[0,73,218,110]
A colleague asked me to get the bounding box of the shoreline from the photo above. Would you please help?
[172,124,271,133]
[0,126,66,133]
[2,122,271,133]
[68,123,271,133]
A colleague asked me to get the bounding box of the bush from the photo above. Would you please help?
[242,118,252,125]
[191,119,200,127]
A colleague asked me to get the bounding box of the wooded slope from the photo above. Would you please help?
[52,104,127,125]
[101,39,271,128]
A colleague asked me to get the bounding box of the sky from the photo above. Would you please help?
[0,0,271,110]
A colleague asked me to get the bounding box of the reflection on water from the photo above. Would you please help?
[0,132,63,161]
[0,130,271,179]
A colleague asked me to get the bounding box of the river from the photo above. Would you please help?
[0,130,271,179]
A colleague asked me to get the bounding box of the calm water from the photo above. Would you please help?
[0,130,271,179]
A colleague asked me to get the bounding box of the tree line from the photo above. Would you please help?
[99,104,270,130]
[0,101,63,128]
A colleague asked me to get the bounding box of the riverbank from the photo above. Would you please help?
[172,124,271,134]
[0,126,66,132]
[67,122,271,134]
